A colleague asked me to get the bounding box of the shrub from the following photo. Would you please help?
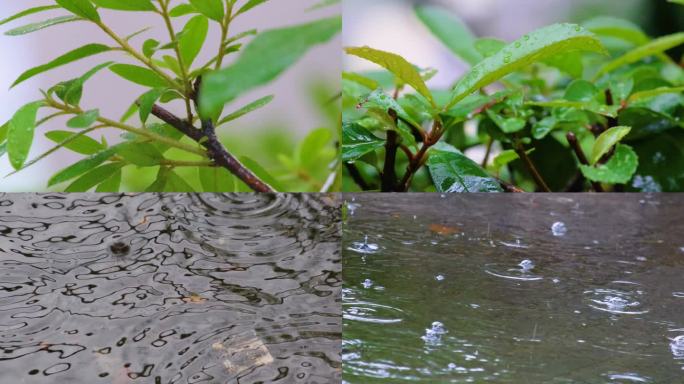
[342,1,684,192]
[0,0,341,192]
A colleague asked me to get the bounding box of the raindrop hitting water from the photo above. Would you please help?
[584,282,649,315]
[485,259,543,281]
[551,221,567,236]
[348,235,380,254]
[421,321,447,346]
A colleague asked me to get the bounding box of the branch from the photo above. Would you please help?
[566,132,604,192]
[149,103,274,192]
[381,130,399,192]
[345,162,370,190]
[514,142,551,192]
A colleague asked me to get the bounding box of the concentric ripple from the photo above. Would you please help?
[584,281,649,315]
[0,193,341,383]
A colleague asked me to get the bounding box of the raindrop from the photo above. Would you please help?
[422,321,447,345]
[362,279,373,289]
[348,235,379,254]
[551,222,567,236]
[514,42,521,48]
[435,274,445,281]
[671,335,684,358]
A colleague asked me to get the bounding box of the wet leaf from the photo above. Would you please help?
[564,79,598,102]
[45,130,104,154]
[629,133,684,192]
[96,168,122,192]
[342,122,384,162]
[234,0,270,17]
[217,95,274,126]
[345,46,436,107]
[583,16,650,46]
[67,109,100,128]
[580,144,638,184]
[4,15,81,36]
[91,0,157,11]
[619,107,677,140]
[0,5,60,27]
[115,142,163,166]
[591,126,631,164]
[138,88,165,123]
[8,101,43,170]
[447,23,607,109]
[48,146,118,186]
[474,38,506,58]
[427,143,502,192]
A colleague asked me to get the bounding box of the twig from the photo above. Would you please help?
[149,103,274,192]
[482,137,493,167]
[381,130,399,192]
[514,142,551,192]
[344,162,370,190]
[566,132,604,192]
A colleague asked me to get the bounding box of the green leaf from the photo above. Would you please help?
[142,39,159,58]
[235,0,269,17]
[217,95,274,125]
[115,142,163,166]
[447,23,607,109]
[583,16,649,46]
[0,142,7,160]
[591,126,631,164]
[670,0,684,5]
[200,16,340,118]
[0,121,8,143]
[532,116,557,140]
[95,168,122,192]
[45,130,104,154]
[65,163,124,192]
[427,143,503,192]
[297,128,332,167]
[164,170,195,192]
[169,4,197,17]
[4,15,82,36]
[90,0,157,11]
[526,100,619,118]
[178,15,209,69]
[628,86,684,102]
[146,167,171,191]
[580,144,638,184]
[596,32,684,78]
[53,61,113,105]
[55,0,100,21]
[199,166,234,192]
[415,5,481,66]
[7,101,43,170]
[48,146,118,186]
[492,149,520,168]
[345,46,436,108]
[342,122,384,162]
[0,5,60,27]
[629,133,684,192]
[619,107,676,140]
[11,43,110,87]
[67,109,100,128]
[109,63,169,87]
[138,88,165,123]
[188,0,224,21]
[564,79,598,102]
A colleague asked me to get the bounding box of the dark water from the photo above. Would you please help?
[343,194,684,383]
[0,193,341,383]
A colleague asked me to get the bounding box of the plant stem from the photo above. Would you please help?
[482,137,493,167]
[397,120,443,191]
[566,132,604,192]
[345,162,370,190]
[149,103,274,192]
[159,159,216,167]
[215,3,234,69]
[94,21,183,93]
[514,142,551,192]
[46,99,206,157]
[158,0,194,121]
[381,130,399,192]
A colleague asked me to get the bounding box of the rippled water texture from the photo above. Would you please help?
[343,194,684,383]
[0,193,341,383]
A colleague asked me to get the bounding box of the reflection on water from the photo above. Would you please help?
[0,193,341,383]
[343,194,684,383]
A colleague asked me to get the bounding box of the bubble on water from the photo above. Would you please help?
[362,279,373,289]
[584,282,649,315]
[518,259,535,271]
[484,261,543,282]
[348,235,380,254]
[551,221,567,236]
[671,335,684,358]
[435,274,445,281]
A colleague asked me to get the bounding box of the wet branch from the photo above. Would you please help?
[345,162,371,190]
[515,142,551,192]
[148,103,274,193]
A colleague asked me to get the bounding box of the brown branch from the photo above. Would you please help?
[149,104,274,192]
[344,162,370,190]
[381,130,399,192]
[397,120,444,191]
[566,132,604,192]
[514,143,551,192]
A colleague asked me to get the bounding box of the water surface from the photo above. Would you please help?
[343,194,684,383]
[0,193,341,383]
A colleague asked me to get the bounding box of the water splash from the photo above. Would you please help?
[584,282,649,315]
[348,235,380,254]
[551,221,567,236]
